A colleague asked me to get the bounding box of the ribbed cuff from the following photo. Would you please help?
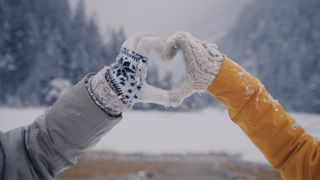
[193,54,225,92]
[85,68,130,116]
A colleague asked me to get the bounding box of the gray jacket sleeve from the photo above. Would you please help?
[0,75,122,180]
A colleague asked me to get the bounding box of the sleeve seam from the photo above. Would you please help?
[230,86,260,120]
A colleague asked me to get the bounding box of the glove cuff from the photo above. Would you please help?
[89,67,131,113]
[193,54,225,93]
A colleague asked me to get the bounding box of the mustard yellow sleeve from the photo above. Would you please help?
[207,57,320,180]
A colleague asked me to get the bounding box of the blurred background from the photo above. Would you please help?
[0,0,319,179]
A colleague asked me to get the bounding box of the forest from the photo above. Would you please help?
[0,0,319,113]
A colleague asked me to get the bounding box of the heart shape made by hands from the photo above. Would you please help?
[121,32,223,107]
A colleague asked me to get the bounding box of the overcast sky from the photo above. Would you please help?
[69,0,251,41]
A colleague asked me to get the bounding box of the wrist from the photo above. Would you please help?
[207,57,260,117]
[89,67,130,113]
[193,53,225,92]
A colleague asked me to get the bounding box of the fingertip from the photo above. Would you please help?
[122,33,159,51]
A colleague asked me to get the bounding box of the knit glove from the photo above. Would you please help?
[89,34,172,113]
[163,32,225,106]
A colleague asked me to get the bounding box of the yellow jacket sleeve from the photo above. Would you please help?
[207,57,320,180]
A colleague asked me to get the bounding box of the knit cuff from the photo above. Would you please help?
[87,67,131,114]
[193,54,225,92]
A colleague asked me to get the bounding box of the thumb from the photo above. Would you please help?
[139,82,171,106]
[169,77,195,107]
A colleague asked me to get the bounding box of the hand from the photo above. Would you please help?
[163,32,224,106]
[90,33,173,112]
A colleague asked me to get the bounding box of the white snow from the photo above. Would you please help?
[0,107,319,164]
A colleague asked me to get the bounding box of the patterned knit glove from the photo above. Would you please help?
[105,47,148,104]
[162,32,225,106]
[89,34,172,113]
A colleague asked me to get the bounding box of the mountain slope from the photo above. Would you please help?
[220,0,320,113]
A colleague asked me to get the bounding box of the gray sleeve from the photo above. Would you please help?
[0,74,122,180]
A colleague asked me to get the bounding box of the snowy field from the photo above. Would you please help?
[0,108,319,164]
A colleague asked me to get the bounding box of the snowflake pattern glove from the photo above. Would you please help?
[105,47,147,104]
[90,34,173,112]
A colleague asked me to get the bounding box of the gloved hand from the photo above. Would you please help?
[89,34,173,113]
[163,32,225,106]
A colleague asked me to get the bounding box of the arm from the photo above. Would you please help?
[164,31,320,179]
[0,75,122,179]
[207,57,320,179]
[0,33,174,179]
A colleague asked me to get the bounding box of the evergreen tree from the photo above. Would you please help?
[0,0,125,106]
[0,0,37,104]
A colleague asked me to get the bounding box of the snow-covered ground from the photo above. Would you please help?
[0,108,319,164]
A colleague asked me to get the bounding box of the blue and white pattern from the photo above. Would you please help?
[105,48,148,104]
